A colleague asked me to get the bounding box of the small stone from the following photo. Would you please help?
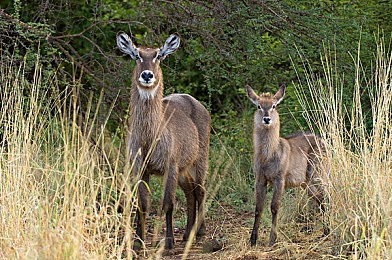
[202,238,223,253]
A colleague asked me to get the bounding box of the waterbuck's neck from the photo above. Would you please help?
[254,116,281,161]
[129,71,165,141]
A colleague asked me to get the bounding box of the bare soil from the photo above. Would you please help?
[135,203,336,259]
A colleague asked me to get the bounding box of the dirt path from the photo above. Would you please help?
[136,204,335,259]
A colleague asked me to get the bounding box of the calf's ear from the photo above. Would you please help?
[274,85,286,105]
[246,85,259,106]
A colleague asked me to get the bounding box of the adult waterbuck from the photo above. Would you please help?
[116,32,210,250]
[246,85,329,246]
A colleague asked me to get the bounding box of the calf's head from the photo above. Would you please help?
[246,85,286,128]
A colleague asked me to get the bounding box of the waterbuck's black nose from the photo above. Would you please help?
[141,71,154,82]
[263,117,271,124]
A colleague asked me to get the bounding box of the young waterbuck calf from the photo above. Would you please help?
[116,32,210,250]
[246,85,329,246]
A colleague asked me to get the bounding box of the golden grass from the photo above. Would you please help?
[0,57,137,259]
[1,38,391,259]
[295,38,392,258]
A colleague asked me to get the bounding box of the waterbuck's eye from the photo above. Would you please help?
[153,52,161,63]
[134,51,143,62]
[257,105,262,110]
[272,104,276,110]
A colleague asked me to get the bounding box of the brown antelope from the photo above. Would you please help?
[246,85,329,246]
[116,32,210,250]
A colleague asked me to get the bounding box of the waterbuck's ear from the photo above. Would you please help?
[246,85,259,106]
[273,85,286,105]
[159,34,180,60]
[116,32,140,60]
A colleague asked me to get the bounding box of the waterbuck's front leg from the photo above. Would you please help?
[127,146,149,250]
[269,178,284,246]
[250,174,267,246]
[162,163,179,249]
[134,171,150,250]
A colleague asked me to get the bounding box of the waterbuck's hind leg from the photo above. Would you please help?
[178,173,197,242]
[307,183,330,236]
[194,161,207,237]
[307,153,330,236]
[195,188,206,237]
[319,183,331,236]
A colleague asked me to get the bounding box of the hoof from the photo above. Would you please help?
[133,239,143,251]
[197,223,207,237]
[268,237,277,246]
[165,237,175,250]
[300,225,314,234]
[249,233,257,246]
[162,248,176,257]
[323,226,330,236]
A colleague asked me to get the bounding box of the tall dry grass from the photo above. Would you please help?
[0,54,228,260]
[2,39,392,259]
[295,39,392,258]
[0,56,138,259]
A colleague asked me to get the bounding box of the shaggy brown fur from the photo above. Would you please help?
[117,32,210,249]
[246,85,329,246]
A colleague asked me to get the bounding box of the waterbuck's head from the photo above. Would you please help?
[116,32,180,100]
[246,85,286,129]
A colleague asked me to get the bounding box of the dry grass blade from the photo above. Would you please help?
[294,38,392,258]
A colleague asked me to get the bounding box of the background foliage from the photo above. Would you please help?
[2,0,391,131]
[2,1,390,179]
